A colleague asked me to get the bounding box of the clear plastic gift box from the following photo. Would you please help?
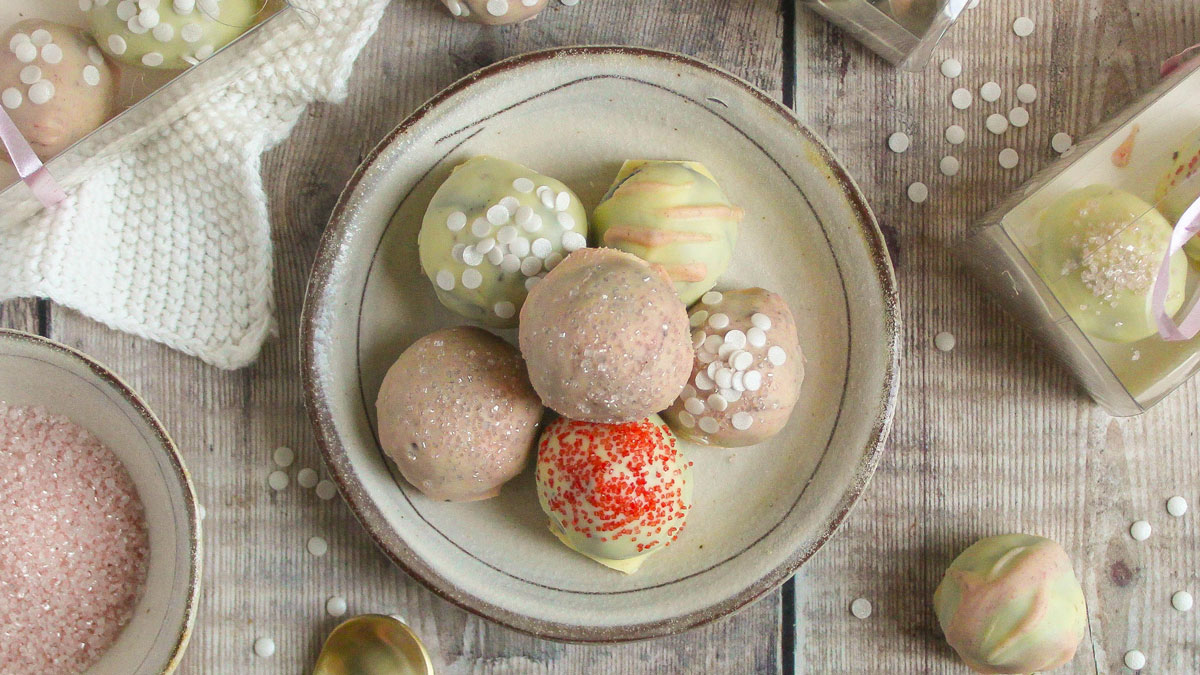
[966,64,1200,416]
[800,0,968,70]
[0,0,289,222]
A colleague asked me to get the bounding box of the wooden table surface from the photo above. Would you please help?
[4,1,1199,672]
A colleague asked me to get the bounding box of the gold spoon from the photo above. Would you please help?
[313,614,435,675]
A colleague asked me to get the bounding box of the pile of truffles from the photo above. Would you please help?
[376,156,807,573]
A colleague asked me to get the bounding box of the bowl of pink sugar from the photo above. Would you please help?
[0,329,200,674]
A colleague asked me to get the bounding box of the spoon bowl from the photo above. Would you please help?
[313,615,434,675]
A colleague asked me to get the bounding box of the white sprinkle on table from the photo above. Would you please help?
[1130,520,1152,541]
[1167,496,1188,517]
[273,446,295,468]
[935,332,956,351]
[1051,132,1074,154]
[316,480,337,501]
[1123,649,1146,670]
[253,637,276,658]
[1008,107,1030,128]
[308,536,329,557]
[980,81,1002,103]
[940,58,962,79]
[1013,16,1036,38]
[1172,590,1193,612]
[888,132,911,153]
[907,182,929,204]
[945,124,966,145]
[951,88,973,110]
[298,468,319,489]
[998,148,1020,169]
[986,113,1009,135]
[326,596,348,617]
[939,156,960,177]
[850,598,873,619]
[1016,83,1038,103]
[268,470,288,491]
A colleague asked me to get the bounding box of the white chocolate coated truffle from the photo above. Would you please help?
[663,288,804,447]
[375,326,543,502]
[0,21,117,160]
[88,0,263,70]
[536,415,692,574]
[439,0,549,26]
[419,156,588,328]
[519,248,693,423]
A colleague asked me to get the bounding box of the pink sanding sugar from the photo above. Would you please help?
[0,402,149,674]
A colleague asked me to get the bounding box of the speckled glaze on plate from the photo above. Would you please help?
[302,47,900,643]
[0,329,200,673]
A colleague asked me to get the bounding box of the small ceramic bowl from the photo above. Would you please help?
[0,329,200,674]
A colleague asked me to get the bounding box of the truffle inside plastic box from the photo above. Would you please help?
[0,0,286,219]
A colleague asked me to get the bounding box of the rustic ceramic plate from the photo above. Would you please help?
[0,329,200,673]
[303,47,899,642]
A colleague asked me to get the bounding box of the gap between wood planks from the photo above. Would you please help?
[780,0,798,674]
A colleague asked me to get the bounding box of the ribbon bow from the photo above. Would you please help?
[0,106,66,209]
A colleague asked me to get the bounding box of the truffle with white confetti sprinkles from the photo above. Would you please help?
[0,21,117,160]
[376,326,544,501]
[519,247,693,423]
[663,288,805,448]
[593,160,743,305]
[87,0,264,70]
[418,156,589,328]
[439,0,549,25]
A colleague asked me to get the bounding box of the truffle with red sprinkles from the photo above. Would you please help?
[376,326,543,502]
[535,415,693,574]
[519,247,693,423]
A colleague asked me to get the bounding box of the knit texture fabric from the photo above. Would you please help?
[0,0,390,369]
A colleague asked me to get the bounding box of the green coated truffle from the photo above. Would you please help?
[592,160,742,306]
[88,0,263,70]
[1035,184,1187,344]
[934,534,1086,674]
[418,156,589,328]
[1155,128,1200,259]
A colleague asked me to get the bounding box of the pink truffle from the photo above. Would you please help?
[519,248,693,423]
[375,326,543,502]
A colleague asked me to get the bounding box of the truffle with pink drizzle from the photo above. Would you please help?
[438,0,548,25]
[375,326,543,502]
[663,288,804,447]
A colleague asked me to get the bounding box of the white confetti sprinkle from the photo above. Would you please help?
[951,88,972,110]
[19,66,41,85]
[751,313,772,331]
[677,411,695,428]
[980,81,1002,102]
[702,291,724,305]
[531,238,552,258]
[940,58,962,79]
[850,598,873,619]
[1051,132,1074,154]
[1167,496,1188,517]
[461,246,483,267]
[1013,16,1036,38]
[888,132,911,153]
[316,480,337,501]
[139,8,161,29]
[555,191,571,211]
[768,346,787,366]
[471,218,493,238]
[699,417,720,434]
[998,148,1020,169]
[540,190,555,209]
[307,536,328,556]
[174,0,195,12]
[41,43,63,65]
[1,88,21,110]
[940,156,960,177]
[1008,107,1030,128]
[524,276,540,291]
[273,446,295,467]
[562,231,587,252]
[326,596,347,617]
[268,470,288,491]
[499,196,520,213]
[703,334,722,353]
[684,397,706,416]
[695,371,715,391]
[14,42,37,63]
[494,301,516,319]
[509,237,531,257]
[520,256,543,277]
[1016,83,1038,104]
[1173,590,1194,612]
[181,23,203,43]
[513,177,534,193]
[514,206,534,228]
[707,394,729,412]
[8,34,30,52]
[731,412,754,431]
[747,326,767,348]
[945,124,966,145]
[709,313,730,330]
[724,329,747,349]
[153,22,175,42]
[142,51,165,67]
[986,113,1009,135]
[1123,650,1146,671]
[935,332,956,351]
[462,269,483,289]
[1130,520,1152,541]
[197,0,219,16]
[486,0,508,15]
[475,237,496,255]
[743,370,763,391]
[691,311,709,328]
[108,34,128,55]
[254,637,276,658]
[486,204,510,226]
[27,81,54,105]
[486,247,504,266]
[83,65,102,86]
[714,368,733,389]
[557,211,576,230]
[30,29,51,47]
[500,254,521,274]
[298,468,319,489]
[446,211,467,231]
[88,45,104,64]
[732,351,754,371]
[908,182,929,204]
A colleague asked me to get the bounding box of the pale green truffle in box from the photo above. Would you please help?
[593,160,742,305]
[88,0,263,70]
[1035,184,1187,344]
[934,534,1086,674]
[418,156,589,328]
[1155,127,1200,259]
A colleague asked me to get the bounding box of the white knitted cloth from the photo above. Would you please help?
[0,0,390,369]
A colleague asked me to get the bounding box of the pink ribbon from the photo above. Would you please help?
[1162,44,1200,77]
[1152,195,1200,340]
[0,106,66,208]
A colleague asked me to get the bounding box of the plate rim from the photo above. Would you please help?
[301,45,901,643]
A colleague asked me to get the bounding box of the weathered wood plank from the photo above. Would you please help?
[0,298,39,333]
[43,1,788,672]
[793,1,1200,673]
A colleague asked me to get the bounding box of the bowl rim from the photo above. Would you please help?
[0,328,202,673]
[301,45,901,643]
